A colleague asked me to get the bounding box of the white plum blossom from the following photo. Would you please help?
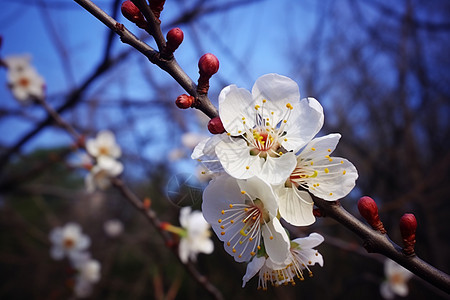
[178,206,214,263]
[86,130,121,159]
[49,223,91,261]
[103,219,124,238]
[202,173,290,263]
[193,73,324,185]
[73,255,101,298]
[3,54,45,102]
[85,156,123,192]
[242,233,324,289]
[277,134,358,226]
[380,259,414,299]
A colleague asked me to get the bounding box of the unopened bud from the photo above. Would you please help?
[121,0,147,29]
[175,94,194,109]
[357,196,386,234]
[400,213,417,256]
[166,28,184,53]
[208,116,225,134]
[198,53,219,78]
[313,208,324,218]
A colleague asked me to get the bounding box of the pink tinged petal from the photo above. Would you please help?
[277,187,315,226]
[259,153,297,185]
[252,74,300,123]
[215,139,263,179]
[292,232,324,249]
[219,85,255,135]
[282,97,324,153]
[242,256,266,287]
[262,218,290,264]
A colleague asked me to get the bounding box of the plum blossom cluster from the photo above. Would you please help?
[1,54,45,102]
[380,259,414,299]
[192,74,358,289]
[49,223,101,298]
[85,130,123,192]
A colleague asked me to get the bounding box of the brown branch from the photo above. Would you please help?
[313,197,450,294]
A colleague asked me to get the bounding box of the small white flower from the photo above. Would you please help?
[86,130,121,159]
[242,233,324,289]
[380,259,414,299]
[73,257,101,298]
[3,55,45,102]
[49,223,91,261]
[178,206,214,263]
[103,219,124,238]
[193,74,324,185]
[276,134,358,226]
[202,174,290,263]
[85,156,123,193]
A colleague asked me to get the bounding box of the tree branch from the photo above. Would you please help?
[313,197,450,293]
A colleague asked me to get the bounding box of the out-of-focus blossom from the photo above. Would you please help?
[178,206,214,263]
[380,259,414,299]
[181,132,208,150]
[103,219,124,238]
[49,223,91,261]
[242,233,324,289]
[85,156,123,193]
[3,54,45,102]
[86,130,121,159]
[73,255,101,298]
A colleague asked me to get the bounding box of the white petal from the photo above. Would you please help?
[380,282,395,299]
[219,85,255,135]
[178,239,189,263]
[237,177,278,216]
[179,206,191,228]
[49,228,63,244]
[191,135,225,173]
[282,97,324,153]
[391,282,409,297]
[258,153,297,185]
[85,139,99,157]
[277,187,315,226]
[292,233,324,249]
[97,130,116,147]
[242,256,266,287]
[50,246,64,260]
[215,138,263,179]
[262,218,290,264]
[298,133,341,159]
[252,74,300,123]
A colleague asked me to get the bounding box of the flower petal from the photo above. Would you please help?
[262,218,290,264]
[282,97,324,153]
[252,74,300,123]
[237,177,278,216]
[215,138,263,179]
[277,187,315,226]
[242,256,266,287]
[292,232,324,249]
[259,153,297,185]
[219,85,255,135]
[191,135,225,173]
[298,133,341,159]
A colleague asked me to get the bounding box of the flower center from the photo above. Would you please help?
[217,195,271,259]
[63,238,75,249]
[98,146,110,156]
[18,77,30,88]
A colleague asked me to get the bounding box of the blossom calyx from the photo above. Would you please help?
[399,213,417,256]
[121,0,147,29]
[357,196,386,234]
[207,116,225,134]
[176,94,194,109]
[198,53,219,78]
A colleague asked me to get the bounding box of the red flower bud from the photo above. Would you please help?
[400,213,417,256]
[121,0,147,28]
[149,0,166,23]
[166,28,184,53]
[175,94,194,109]
[208,116,225,134]
[198,53,219,78]
[357,196,386,233]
